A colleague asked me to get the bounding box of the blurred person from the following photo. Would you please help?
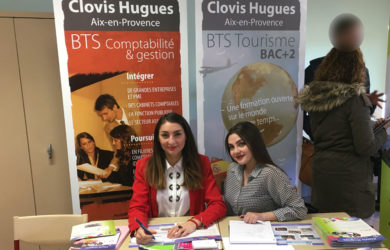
[304,13,383,138]
[298,45,389,218]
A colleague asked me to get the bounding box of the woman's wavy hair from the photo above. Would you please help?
[110,125,135,167]
[76,132,97,164]
[146,112,203,190]
[314,48,366,84]
[225,121,276,167]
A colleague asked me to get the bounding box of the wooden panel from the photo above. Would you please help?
[0,18,36,249]
[14,18,73,215]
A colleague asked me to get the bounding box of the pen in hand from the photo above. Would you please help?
[135,217,155,240]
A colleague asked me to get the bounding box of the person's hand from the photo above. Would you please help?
[375,118,390,129]
[384,120,390,129]
[135,227,156,245]
[241,211,277,223]
[167,221,197,239]
[366,91,385,109]
[241,212,263,224]
[100,166,114,178]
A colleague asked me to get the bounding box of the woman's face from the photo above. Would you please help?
[227,133,256,166]
[79,138,95,154]
[112,137,122,150]
[158,122,186,161]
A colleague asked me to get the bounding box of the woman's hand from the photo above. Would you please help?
[366,91,385,108]
[167,221,197,238]
[375,118,390,129]
[100,166,114,178]
[135,227,156,245]
[241,212,263,224]
[241,211,277,224]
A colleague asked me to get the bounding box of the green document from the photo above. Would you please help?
[380,161,390,248]
[140,244,175,250]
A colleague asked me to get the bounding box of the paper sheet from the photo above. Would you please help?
[222,237,294,250]
[77,163,105,175]
[229,220,276,244]
[78,180,102,188]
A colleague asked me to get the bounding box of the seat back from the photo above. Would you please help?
[13,214,88,249]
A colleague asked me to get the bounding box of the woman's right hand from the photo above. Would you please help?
[100,166,114,178]
[135,227,156,245]
[375,118,390,129]
[366,90,385,108]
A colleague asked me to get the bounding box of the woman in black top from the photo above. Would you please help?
[76,132,114,181]
[109,125,141,186]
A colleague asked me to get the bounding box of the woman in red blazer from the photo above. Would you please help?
[128,112,226,244]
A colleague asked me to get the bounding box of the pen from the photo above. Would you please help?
[135,217,155,240]
[239,215,264,224]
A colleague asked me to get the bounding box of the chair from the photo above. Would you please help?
[13,214,88,250]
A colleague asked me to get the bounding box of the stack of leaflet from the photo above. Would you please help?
[70,220,129,249]
[313,217,386,248]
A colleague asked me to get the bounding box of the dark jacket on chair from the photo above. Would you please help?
[297,81,387,218]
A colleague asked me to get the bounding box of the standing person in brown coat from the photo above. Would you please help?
[297,47,389,219]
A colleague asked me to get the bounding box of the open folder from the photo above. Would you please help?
[229,220,276,244]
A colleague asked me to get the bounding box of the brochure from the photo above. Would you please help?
[313,217,386,248]
[71,220,116,241]
[70,225,129,250]
[271,223,324,245]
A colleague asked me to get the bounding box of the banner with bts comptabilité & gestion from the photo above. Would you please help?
[53,0,188,218]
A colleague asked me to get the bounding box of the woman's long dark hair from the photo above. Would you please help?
[225,121,276,166]
[76,132,97,165]
[146,112,203,190]
[314,48,366,84]
[110,125,136,168]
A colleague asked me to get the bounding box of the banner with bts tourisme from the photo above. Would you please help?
[53,0,188,219]
[195,0,307,185]
[380,17,390,248]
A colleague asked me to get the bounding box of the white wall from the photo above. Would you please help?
[2,0,389,110]
[0,0,53,12]
[306,0,390,116]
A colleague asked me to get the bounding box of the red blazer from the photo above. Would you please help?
[128,154,226,232]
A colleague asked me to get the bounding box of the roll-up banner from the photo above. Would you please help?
[53,0,188,218]
[195,0,307,184]
[380,18,390,248]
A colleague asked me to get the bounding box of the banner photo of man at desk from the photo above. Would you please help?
[195,0,307,185]
[53,0,188,220]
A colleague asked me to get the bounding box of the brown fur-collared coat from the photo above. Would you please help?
[297,81,387,218]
